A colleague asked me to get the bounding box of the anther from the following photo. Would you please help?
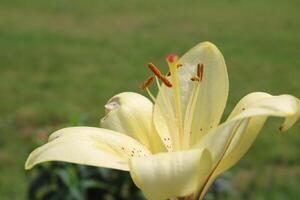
[140,76,154,90]
[160,76,173,88]
[177,64,183,68]
[148,63,162,77]
[191,76,200,82]
[148,63,172,87]
[167,64,182,76]
[197,63,204,81]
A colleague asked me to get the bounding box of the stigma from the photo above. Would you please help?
[166,54,178,63]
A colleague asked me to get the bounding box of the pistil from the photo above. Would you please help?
[166,54,184,148]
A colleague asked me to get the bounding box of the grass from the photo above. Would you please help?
[0,0,299,199]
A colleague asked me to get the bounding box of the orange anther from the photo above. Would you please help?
[148,63,172,87]
[140,76,154,90]
[148,63,163,77]
[160,76,172,87]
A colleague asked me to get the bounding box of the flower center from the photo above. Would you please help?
[140,56,204,150]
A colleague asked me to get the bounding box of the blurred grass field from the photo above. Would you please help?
[0,0,300,199]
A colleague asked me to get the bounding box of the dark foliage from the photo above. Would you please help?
[28,162,144,200]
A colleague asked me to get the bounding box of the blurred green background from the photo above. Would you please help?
[0,0,299,199]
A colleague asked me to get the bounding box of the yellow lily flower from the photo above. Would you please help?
[25,41,300,200]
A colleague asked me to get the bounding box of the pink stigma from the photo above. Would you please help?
[166,54,178,63]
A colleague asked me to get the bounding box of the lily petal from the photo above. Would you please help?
[199,93,299,171]
[153,42,229,149]
[196,93,299,199]
[129,149,212,200]
[25,127,151,170]
[219,93,300,172]
[101,92,165,153]
[180,42,229,145]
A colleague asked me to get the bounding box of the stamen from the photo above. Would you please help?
[140,76,154,90]
[146,88,156,102]
[177,63,183,68]
[148,63,162,77]
[166,64,182,77]
[197,63,204,81]
[183,80,201,147]
[148,63,172,87]
[160,77,172,87]
[191,64,204,82]
[191,76,200,82]
[155,76,179,150]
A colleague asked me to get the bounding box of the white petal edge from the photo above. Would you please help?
[25,127,151,171]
